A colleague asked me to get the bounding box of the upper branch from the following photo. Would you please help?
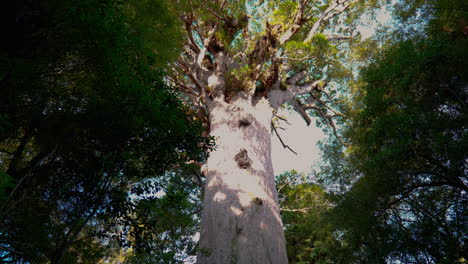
[268,70,324,108]
[304,0,356,42]
[287,77,325,99]
[196,25,218,69]
[180,14,201,53]
[279,0,309,45]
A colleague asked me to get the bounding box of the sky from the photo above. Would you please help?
[271,108,325,176]
[270,7,393,177]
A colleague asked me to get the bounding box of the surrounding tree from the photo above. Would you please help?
[277,170,344,264]
[1,1,210,263]
[317,0,468,262]
[4,0,464,263]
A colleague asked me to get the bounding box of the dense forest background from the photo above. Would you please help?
[1,0,466,263]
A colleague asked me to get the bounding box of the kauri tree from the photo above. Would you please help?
[168,0,378,263]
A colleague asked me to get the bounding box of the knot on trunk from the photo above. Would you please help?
[234,148,251,169]
[238,115,253,127]
[253,197,263,206]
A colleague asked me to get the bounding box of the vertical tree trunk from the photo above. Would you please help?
[197,96,288,264]
[50,246,66,264]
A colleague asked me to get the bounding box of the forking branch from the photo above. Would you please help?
[171,0,359,147]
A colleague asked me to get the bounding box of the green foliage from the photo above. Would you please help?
[1,0,211,263]
[271,1,298,26]
[284,33,352,85]
[174,0,249,52]
[121,173,201,264]
[225,65,254,100]
[0,171,14,203]
[317,1,468,262]
[278,171,343,264]
[123,0,183,67]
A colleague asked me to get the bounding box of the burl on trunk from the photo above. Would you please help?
[197,97,288,264]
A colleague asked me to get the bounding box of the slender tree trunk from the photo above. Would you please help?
[197,96,288,264]
[50,246,66,264]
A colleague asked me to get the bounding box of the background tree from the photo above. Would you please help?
[0,1,210,263]
[276,170,349,264]
[316,0,467,262]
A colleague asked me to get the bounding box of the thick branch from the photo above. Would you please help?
[182,16,201,53]
[177,60,206,92]
[286,71,307,85]
[279,0,309,45]
[268,76,323,109]
[196,25,218,69]
[291,99,312,126]
[304,0,355,42]
[289,80,324,98]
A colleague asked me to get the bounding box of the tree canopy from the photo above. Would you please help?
[1,1,211,263]
[309,0,468,263]
[1,0,466,263]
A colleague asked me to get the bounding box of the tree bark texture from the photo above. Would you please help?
[171,2,358,262]
[197,96,288,264]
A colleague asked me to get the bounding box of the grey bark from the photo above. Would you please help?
[173,3,356,262]
[197,96,288,264]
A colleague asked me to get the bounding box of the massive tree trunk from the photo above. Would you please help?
[197,96,288,264]
[170,1,358,262]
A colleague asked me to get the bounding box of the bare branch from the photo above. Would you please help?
[302,103,322,112]
[191,207,203,215]
[278,56,316,62]
[177,60,206,93]
[306,105,349,147]
[286,86,348,147]
[325,34,354,41]
[322,0,354,21]
[218,0,227,8]
[274,114,291,125]
[286,71,307,85]
[289,80,324,98]
[280,207,313,213]
[272,122,298,155]
[268,76,323,109]
[190,179,204,189]
[309,93,346,118]
[168,76,200,97]
[208,8,228,22]
[277,177,293,193]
